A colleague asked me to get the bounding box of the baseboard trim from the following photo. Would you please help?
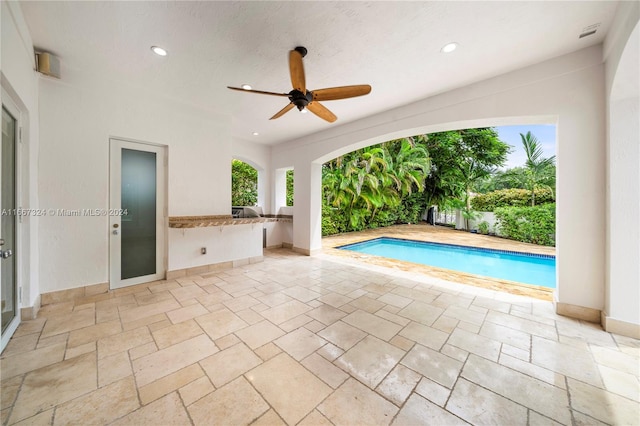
[167,255,264,279]
[554,297,601,323]
[601,312,640,339]
[41,282,109,306]
[292,246,321,256]
[20,295,41,320]
[282,242,293,249]
[37,255,266,307]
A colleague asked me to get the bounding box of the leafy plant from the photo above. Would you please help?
[494,203,556,246]
[520,131,556,206]
[477,220,490,235]
[322,138,431,233]
[423,129,510,210]
[461,206,481,231]
[286,169,294,206]
[320,128,510,236]
[231,159,258,206]
[471,188,555,211]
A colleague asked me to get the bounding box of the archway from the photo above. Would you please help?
[604,21,640,337]
[274,48,605,323]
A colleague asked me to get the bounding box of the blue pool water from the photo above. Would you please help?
[339,237,556,288]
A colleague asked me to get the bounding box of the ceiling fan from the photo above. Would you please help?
[227,46,371,123]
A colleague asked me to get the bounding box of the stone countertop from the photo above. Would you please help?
[168,215,292,229]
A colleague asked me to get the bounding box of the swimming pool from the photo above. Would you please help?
[339,237,556,288]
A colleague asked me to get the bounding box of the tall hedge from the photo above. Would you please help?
[471,188,554,212]
[494,203,556,246]
[231,160,258,206]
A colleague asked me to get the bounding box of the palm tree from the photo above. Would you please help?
[520,131,556,206]
[386,138,431,197]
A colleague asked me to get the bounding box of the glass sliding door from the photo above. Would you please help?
[1,106,19,351]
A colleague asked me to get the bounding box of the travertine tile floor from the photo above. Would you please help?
[1,248,639,425]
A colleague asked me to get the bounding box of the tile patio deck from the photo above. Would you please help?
[1,233,638,425]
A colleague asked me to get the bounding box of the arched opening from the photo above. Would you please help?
[231,155,269,215]
[604,21,640,336]
[319,124,556,294]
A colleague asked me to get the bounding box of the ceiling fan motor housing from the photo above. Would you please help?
[289,90,313,110]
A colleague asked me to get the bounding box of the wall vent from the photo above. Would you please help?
[35,52,61,78]
[579,30,597,39]
[579,23,601,39]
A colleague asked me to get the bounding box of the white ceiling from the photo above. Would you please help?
[20,1,618,146]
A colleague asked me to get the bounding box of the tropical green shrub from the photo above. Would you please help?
[286,170,294,206]
[471,188,554,212]
[494,203,555,246]
[477,221,490,235]
[320,129,511,236]
[231,160,258,206]
[396,192,427,224]
[322,204,344,236]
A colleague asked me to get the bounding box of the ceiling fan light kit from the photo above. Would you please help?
[227,46,371,123]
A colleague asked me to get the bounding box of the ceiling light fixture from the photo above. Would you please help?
[440,42,458,53]
[241,84,252,90]
[151,46,167,56]
[299,108,308,114]
[252,132,259,136]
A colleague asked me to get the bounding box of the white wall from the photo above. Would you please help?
[273,45,606,313]
[169,224,262,270]
[1,1,40,308]
[603,1,640,334]
[264,221,292,249]
[272,168,289,215]
[36,64,244,292]
[458,211,499,235]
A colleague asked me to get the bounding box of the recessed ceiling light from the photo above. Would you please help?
[241,84,252,90]
[252,132,259,136]
[440,42,458,53]
[151,46,167,56]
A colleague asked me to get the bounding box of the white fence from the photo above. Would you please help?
[454,210,500,234]
[421,207,457,226]
[423,207,500,234]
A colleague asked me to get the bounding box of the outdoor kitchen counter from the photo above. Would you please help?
[168,215,292,229]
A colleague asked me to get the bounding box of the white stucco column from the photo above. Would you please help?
[292,161,322,255]
[272,168,288,215]
[256,169,268,212]
[605,96,640,338]
[601,6,640,338]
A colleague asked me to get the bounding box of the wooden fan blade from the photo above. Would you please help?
[289,50,306,93]
[312,85,372,101]
[270,103,295,120]
[307,101,337,123]
[227,86,289,97]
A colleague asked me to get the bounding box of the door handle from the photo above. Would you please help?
[0,249,12,259]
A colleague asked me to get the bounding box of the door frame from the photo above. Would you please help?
[109,137,167,289]
[1,89,23,352]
